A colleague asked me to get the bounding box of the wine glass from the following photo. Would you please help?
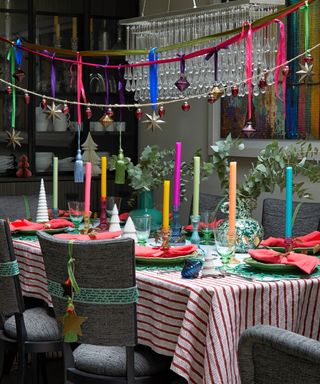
[213,226,236,272]
[132,215,151,245]
[200,211,213,245]
[67,201,84,233]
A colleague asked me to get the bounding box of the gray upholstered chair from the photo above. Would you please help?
[262,198,320,239]
[0,220,62,384]
[37,232,173,384]
[190,193,226,219]
[0,194,52,221]
[238,325,320,384]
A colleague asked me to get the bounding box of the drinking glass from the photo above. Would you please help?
[68,201,84,233]
[107,196,122,217]
[213,226,236,271]
[200,211,213,245]
[132,215,151,245]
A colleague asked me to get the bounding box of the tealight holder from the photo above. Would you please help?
[98,197,109,231]
[51,208,59,219]
[82,211,91,234]
[181,258,203,279]
[190,215,201,245]
[170,205,185,245]
[284,237,294,252]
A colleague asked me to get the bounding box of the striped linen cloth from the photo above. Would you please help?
[13,239,320,384]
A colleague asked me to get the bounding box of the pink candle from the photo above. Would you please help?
[84,162,92,214]
[173,142,182,209]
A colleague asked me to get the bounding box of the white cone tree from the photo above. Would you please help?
[109,204,121,232]
[36,178,49,223]
[123,216,137,242]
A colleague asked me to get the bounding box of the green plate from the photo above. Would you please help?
[135,254,195,265]
[13,227,70,236]
[265,246,319,255]
[244,257,300,272]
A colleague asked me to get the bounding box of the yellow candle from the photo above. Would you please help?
[162,180,170,230]
[101,157,107,198]
[229,161,237,236]
[192,156,200,216]
[54,16,60,39]
[72,17,77,39]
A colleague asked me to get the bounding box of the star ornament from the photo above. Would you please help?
[6,129,24,149]
[296,62,315,84]
[142,111,165,132]
[45,102,63,120]
[58,312,87,339]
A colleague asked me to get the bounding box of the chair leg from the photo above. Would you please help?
[17,345,26,384]
[39,353,48,384]
[31,353,39,384]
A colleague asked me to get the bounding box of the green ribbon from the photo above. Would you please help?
[0,259,19,277]
[303,0,309,52]
[6,47,15,128]
[22,195,31,220]
[68,241,79,294]
[47,279,138,304]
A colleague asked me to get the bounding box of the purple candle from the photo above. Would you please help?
[173,142,182,209]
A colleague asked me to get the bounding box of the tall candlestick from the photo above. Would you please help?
[101,157,107,198]
[192,157,200,217]
[173,142,182,209]
[285,166,293,238]
[229,162,237,236]
[163,180,170,230]
[72,17,77,39]
[53,157,58,210]
[84,162,92,214]
[53,16,60,40]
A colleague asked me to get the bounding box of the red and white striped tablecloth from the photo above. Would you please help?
[13,239,320,384]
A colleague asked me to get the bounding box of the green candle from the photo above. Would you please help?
[53,157,58,209]
[192,156,200,216]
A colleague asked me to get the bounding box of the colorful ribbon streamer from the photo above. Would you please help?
[240,22,253,120]
[149,48,158,111]
[51,54,56,98]
[304,0,309,52]
[104,56,109,109]
[7,47,16,128]
[274,19,287,117]
[14,37,23,66]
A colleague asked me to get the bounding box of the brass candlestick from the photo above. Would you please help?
[82,211,91,234]
[161,228,172,249]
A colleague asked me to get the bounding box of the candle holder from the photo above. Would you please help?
[170,205,185,245]
[190,215,201,245]
[284,237,294,252]
[51,208,59,219]
[98,197,109,231]
[82,211,91,234]
[71,37,78,51]
[160,228,172,249]
[54,36,61,48]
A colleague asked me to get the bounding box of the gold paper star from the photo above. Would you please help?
[45,102,63,120]
[296,62,314,84]
[58,312,87,337]
[142,111,165,132]
[99,113,113,128]
[6,129,24,149]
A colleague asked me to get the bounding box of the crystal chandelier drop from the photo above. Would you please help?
[120,0,285,102]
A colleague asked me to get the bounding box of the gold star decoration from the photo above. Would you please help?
[6,129,24,149]
[296,62,314,84]
[45,102,63,120]
[142,111,165,132]
[58,312,87,338]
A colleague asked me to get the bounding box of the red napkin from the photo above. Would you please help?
[260,231,320,248]
[119,212,129,221]
[54,230,122,241]
[135,246,164,258]
[184,219,223,232]
[48,209,70,218]
[163,244,197,257]
[9,219,44,231]
[45,219,74,229]
[135,244,198,258]
[249,248,319,274]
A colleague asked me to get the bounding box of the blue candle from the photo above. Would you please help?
[285,166,293,238]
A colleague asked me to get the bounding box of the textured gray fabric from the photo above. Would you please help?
[0,194,52,221]
[0,220,19,315]
[238,325,320,384]
[38,232,137,346]
[4,307,60,341]
[190,193,226,219]
[73,344,171,377]
[262,198,320,239]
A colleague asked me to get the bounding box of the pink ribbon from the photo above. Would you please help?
[76,52,87,124]
[274,19,287,117]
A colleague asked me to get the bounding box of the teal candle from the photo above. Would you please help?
[285,166,293,238]
[53,157,58,209]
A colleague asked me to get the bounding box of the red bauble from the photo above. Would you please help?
[62,103,70,114]
[106,107,114,118]
[158,105,165,118]
[24,93,30,105]
[13,68,25,82]
[135,108,143,120]
[304,53,313,64]
[207,94,215,104]
[258,78,267,89]
[282,65,290,77]
[5,86,12,95]
[181,101,190,112]
[85,106,92,119]
[231,85,239,97]
[41,98,47,109]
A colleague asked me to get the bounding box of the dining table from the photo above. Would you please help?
[12,236,320,384]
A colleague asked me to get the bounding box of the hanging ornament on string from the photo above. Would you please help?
[175,55,190,92]
[45,55,63,121]
[99,57,113,128]
[13,37,25,82]
[142,48,165,132]
[62,102,70,114]
[181,101,190,112]
[158,105,165,118]
[135,107,143,120]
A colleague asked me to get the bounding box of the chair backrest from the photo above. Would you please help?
[0,220,24,320]
[262,198,320,239]
[190,193,226,219]
[37,232,137,347]
[0,194,52,221]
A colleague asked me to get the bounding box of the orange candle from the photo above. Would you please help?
[229,162,237,236]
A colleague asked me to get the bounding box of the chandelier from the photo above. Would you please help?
[120,0,285,102]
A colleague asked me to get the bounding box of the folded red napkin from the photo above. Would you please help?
[249,248,319,274]
[119,212,129,221]
[135,244,197,258]
[184,219,223,232]
[45,219,74,229]
[163,244,197,257]
[9,218,74,232]
[260,231,320,248]
[135,246,164,258]
[54,230,122,241]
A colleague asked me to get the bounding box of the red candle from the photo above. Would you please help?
[84,162,92,214]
